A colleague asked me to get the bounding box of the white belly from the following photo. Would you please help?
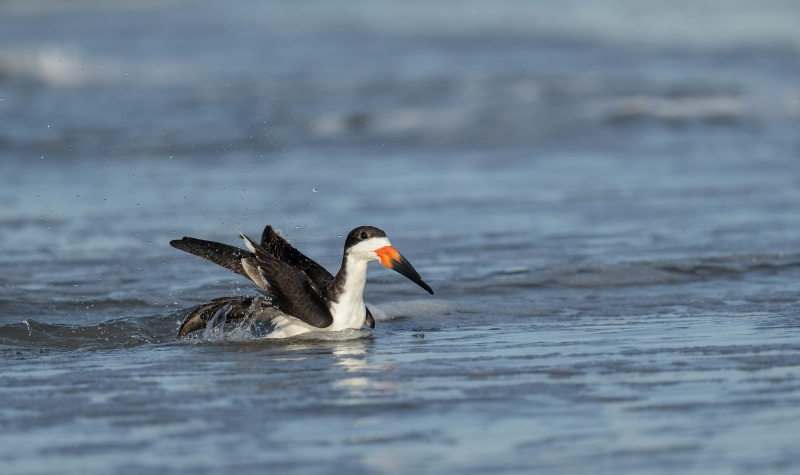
[264,316,317,338]
[328,301,367,331]
[264,306,366,338]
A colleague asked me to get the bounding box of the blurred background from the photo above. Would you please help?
[2,0,799,256]
[1,1,800,474]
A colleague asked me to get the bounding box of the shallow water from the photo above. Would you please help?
[2,1,800,474]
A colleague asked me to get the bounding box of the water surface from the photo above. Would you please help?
[1,1,800,473]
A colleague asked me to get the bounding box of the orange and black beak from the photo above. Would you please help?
[375,246,434,294]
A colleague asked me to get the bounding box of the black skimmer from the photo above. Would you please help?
[170,225,433,339]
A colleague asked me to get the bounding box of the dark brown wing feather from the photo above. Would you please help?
[243,234,334,328]
[260,225,335,291]
[170,237,265,288]
[170,237,252,279]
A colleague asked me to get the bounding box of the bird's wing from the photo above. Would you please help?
[170,237,267,290]
[242,234,334,328]
[176,296,279,338]
[260,225,335,289]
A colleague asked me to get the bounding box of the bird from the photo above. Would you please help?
[170,225,433,339]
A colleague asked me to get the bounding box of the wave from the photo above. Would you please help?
[0,315,176,352]
[367,299,456,322]
[1,55,797,159]
[0,296,456,351]
[467,252,800,291]
[0,253,796,351]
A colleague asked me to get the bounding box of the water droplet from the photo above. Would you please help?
[312,188,318,192]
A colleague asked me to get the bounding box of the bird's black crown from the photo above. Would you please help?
[344,226,387,249]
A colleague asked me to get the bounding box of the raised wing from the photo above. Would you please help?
[242,234,334,328]
[260,225,335,290]
[170,236,266,289]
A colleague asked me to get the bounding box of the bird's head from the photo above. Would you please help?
[344,226,433,295]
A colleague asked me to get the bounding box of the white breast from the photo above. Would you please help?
[328,257,370,331]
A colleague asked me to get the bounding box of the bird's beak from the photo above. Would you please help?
[375,246,434,294]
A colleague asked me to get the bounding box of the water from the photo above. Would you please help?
[2,1,800,473]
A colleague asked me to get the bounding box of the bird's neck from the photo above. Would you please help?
[329,253,369,327]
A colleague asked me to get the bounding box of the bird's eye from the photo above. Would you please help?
[360,231,367,239]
